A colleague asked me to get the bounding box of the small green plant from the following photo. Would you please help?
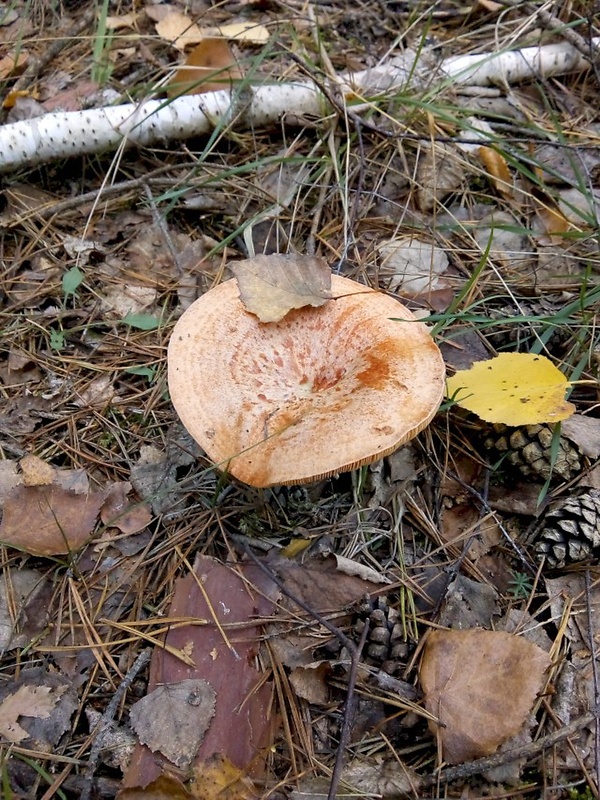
[62,266,84,300]
[507,570,534,599]
[568,785,594,800]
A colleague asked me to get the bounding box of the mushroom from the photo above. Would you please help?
[168,275,445,487]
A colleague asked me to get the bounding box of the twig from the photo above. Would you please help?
[500,0,600,67]
[79,648,151,800]
[422,706,600,786]
[585,571,600,797]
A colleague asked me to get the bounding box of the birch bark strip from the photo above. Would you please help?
[0,38,597,174]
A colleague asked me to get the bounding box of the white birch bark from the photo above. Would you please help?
[0,37,597,174]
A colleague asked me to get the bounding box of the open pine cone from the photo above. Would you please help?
[483,423,581,482]
[534,490,600,568]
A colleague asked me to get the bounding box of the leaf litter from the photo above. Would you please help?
[1,0,600,797]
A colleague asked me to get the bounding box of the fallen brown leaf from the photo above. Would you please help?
[232,253,332,322]
[118,774,194,799]
[0,484,105,555]
[155,11,203,50]
[420,628,550,764]
[19,454,55,486]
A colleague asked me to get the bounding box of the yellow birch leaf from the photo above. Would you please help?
[446,352,575,425]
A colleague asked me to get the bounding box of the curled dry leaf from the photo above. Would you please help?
[155,11,203,51]
[378,237,450,295]
[19,454,55,486]
[167,39,242,98]
[214,22,269,44]
[0,485,105,555]
[420,628,550,764]
[231,253,332,323]
[478,145,513,199]
[0,685,58,743]
[416,142,465,211]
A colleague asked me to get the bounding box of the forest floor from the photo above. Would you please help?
[1,0,600,798]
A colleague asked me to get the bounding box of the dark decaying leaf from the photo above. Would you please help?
[121,555,278,790]
[232,253,332,322]
[129,679,216,768]
[270,553,382,613]
[0,568,51,654]
[100,481,152,534]
[420,628,550,764]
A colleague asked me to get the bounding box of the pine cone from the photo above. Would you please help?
[483,423,581,481]
[355,597,409,675]
[534,490,600,568]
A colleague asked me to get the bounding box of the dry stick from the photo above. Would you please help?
[79,648,152,800]
[500,0,600,65]
[240,544,367,800]
[422,705,600,787]
[2,37,600,174]
[0,166,203,224]
[585,570,600,797]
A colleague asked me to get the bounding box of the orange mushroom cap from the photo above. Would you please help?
[168,275,445,487]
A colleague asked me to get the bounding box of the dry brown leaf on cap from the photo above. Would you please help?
[0,684,62,743]
[232,253,332,323]
[0,484,106,555]
[130,679,216,769]
[167,39,242,98]
[420,628,550,764]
